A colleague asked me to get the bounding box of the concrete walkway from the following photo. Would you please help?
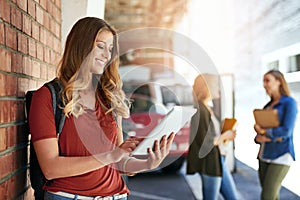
[183,159,300,200]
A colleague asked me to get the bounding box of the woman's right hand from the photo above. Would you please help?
[254,124,266,134]
[222,130,237,141]
[112,138,140,162]
[214,130,236,145]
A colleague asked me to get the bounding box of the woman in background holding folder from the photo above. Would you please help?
[187,74,239,200]
[254,69,298,200]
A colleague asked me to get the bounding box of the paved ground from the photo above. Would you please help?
[232,159,300,200]
[127,159,300,199]
[185,159,300,200]
[127,170,195,200]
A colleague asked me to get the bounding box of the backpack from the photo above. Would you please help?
[25,78,66,200]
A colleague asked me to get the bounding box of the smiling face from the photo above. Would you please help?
[263,73,281,96]
[90,30,114,74]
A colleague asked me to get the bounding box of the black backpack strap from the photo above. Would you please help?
[26,78,66,199]
[44,78,66,138]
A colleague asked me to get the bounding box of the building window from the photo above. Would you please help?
[267,60,279,70]
[288,54,300,72]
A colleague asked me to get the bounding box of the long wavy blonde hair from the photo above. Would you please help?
[57,17,130,118]
[264,69,291,97]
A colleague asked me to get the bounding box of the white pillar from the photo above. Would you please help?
[61,0,105,49]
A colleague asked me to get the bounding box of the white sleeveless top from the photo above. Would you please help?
[210,112,229,156]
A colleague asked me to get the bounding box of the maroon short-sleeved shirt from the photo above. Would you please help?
[29,86,129,196]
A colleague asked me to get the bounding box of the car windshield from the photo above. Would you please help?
[130,95,168,115]
[123,83,151,97]
[161,85,193,106]
[130,96,154,113]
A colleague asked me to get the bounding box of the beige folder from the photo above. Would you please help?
[253,109,279,128]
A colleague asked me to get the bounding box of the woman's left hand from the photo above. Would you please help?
[254,134,271,143]
[146,132,175,170]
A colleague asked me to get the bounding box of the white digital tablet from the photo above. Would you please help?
[132,106,197,155]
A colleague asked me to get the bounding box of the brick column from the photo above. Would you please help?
[0,0,62,199]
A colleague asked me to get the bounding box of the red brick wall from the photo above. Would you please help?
[0,0,61,199]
